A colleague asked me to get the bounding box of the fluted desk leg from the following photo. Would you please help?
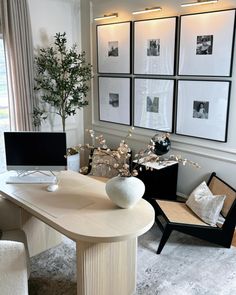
[76,238,137,295]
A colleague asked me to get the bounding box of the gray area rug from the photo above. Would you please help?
[29,223,236,295]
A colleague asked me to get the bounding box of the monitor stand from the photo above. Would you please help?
[16,170,56,178]
[6,171,57,184]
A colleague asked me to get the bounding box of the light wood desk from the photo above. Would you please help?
[0,171,154,295]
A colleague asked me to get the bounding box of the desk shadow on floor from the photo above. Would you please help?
[29,238,77,295]
[29,278,76,295]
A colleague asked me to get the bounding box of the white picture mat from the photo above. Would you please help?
[99,77,130,125]
[134,79,174,131]
[178,10,235,76]
[97,22,131,73]
[134,17,176,75]
[176,80,230,141]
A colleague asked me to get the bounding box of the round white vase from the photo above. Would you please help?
[105,176,145,209]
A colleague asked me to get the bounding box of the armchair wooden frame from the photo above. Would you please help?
[152,172,236,254]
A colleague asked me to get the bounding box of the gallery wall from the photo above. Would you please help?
[28,0,85,148]
[90,0,236,197]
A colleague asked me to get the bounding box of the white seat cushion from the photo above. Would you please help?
[0,240,28,295]
[1,229,30,278]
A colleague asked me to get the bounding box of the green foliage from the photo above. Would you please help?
[33,32,92,131]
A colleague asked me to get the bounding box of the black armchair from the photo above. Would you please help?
[152,172,236,254]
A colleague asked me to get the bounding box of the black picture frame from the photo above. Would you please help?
[98,76,132,126]
[133,77,175,132]
[175,79,231,142]
[96,21,132,74]
[178,9,236,77]
[133,16,177,76]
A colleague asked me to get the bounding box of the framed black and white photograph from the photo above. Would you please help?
[178,9,236,77]
[176,80,231,142]
[96,21,131,74]
[98,77,131,125]
[134,17,177,75]
[134,78,175,132]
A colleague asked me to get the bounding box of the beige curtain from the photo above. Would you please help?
[0,0,35,131]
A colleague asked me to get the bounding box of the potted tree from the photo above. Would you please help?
[33,32,92,171]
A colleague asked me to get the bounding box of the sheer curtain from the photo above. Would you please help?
[0,0,35,131]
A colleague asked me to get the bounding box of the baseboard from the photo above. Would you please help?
[176,192,187,200]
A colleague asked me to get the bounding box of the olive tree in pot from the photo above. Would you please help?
[33,32,92,171]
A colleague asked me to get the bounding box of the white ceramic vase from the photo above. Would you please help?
[105,176,145,209]
[67,153,80,172]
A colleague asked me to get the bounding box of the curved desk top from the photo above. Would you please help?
[0,171,154,243]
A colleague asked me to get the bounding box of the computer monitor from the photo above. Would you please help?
[4,132,67,172]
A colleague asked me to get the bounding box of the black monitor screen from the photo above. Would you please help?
[4,132,67,171]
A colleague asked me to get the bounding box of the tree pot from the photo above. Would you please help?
[67,153,80,172]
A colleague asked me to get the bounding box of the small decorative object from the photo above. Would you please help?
[133,78,174,132]
[105,176,145,208]
[178,9,236,76]
[33,32,92,132]
[98,76,131,126]
[176,80,231,142]
[152,133,171,155]
[73,128,200,209]
[134,17,177,75]
[97,21,131,74]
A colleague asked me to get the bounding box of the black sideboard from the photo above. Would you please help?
[135,161,178,201]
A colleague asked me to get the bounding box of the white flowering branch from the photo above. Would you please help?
[69,128,200,177]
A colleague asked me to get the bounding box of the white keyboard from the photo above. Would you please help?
[6,175,57,184]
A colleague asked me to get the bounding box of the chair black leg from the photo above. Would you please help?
[156,226,172,254]
[155,217,164,232]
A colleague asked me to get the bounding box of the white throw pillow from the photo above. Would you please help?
[186,181,226,226]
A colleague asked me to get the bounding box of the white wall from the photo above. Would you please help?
[90,0,236,196]
[28,0,85,148]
